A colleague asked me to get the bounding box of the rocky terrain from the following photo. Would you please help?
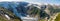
[0,7,22,21]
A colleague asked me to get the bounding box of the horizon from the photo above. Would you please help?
[0,0,60,5]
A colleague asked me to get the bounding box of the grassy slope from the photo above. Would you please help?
[55,12,60,21]
[0,7,21,21]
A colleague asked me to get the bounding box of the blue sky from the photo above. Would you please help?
[0,0,60,5]
[23,0,60,5]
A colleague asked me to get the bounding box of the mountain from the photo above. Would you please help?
[0,7,22,21]
[0,2,60,21]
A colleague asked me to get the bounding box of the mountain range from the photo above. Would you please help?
[0,2,60,21]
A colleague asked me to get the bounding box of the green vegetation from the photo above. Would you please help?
[0,16,7,21]
[39,19,45,21]
[0,7,22,21]
[27,5,40,17]
[55,13,60,21]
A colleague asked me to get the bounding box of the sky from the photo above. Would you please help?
[0,0,60,5]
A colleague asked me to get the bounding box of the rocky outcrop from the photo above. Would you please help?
[0,7,22,21]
